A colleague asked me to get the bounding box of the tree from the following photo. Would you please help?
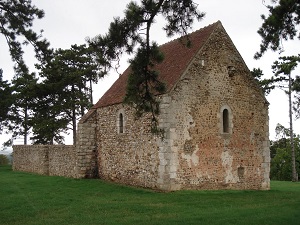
[0,0,51,69]
[32,44,100,144]
[0,154,9,165]
[30,82,69,145]
[0,69,13,133]
[271,55,300,181]
[0,0,52,146]
[252,58,300,183]
[256,0,300,182]
[88,0,205,134]
[293,77,300,115]
[270,124,300,181]
[255,0,300,59]
[251,68,277,94]
[4,67,38,146]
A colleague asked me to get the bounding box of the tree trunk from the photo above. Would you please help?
[24,105,28,145]
[89,79,93,104]
[72,85,77,145]
[72,109,76,145]
[80,91,85,117]
[288,73,298,182]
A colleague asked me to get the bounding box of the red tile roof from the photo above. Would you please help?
[93,21,221,109]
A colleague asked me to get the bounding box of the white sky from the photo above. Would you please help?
[1,0,300,147]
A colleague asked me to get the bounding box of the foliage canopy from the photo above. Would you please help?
[271,124,300,181]
[0,0,51,70]
[255,0,300,58]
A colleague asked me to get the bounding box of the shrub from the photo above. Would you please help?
[0,154,9,165]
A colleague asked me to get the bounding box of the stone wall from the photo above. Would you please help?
[157,24,270,190]
[48,145,76,177]
[13,145,49,175]
[12,23,270,191]
[93,24,270,191]
[12,109,99,179]
[96,104,160,189]
[76,109,98,178]
[13,145,76,178]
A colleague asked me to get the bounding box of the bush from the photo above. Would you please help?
[0,154,9,165]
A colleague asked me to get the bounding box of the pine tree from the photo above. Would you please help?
[88,0,205,135]
[1,0,52,145]
[33,44,100,144]
[0,0,51,68]
[271,55,300,182]
[5,66,38,145]
[255,0,300,182]
[30,81,69,145]
[255,0,300,59]
[251,68,277,94]
[0,69,13,133]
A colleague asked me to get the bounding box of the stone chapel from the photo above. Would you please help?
[13,21,270,191]
[76,20,270,191]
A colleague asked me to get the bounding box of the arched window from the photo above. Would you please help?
[119,113,124,133]
[223,109,229,133]
[220,105,232,135]
[117,109,126,134]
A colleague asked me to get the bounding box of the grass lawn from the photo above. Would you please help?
[1,165,299,225]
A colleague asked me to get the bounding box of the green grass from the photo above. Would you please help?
[1,165,299,225]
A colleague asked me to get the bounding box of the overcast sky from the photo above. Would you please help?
[1,0,300,146]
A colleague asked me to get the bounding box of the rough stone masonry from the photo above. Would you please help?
[13,21,270,191]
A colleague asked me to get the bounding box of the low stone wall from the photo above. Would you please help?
[13,145,49,175]
[13,145,76,178]
[48,145,76,177]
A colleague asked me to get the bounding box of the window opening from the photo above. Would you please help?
[119,113,124,133]
[223,109,229,133]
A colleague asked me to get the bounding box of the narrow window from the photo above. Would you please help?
[223,109,229,133]
[119,113,124,133]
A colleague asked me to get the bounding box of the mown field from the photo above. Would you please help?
[0,165,299,225]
